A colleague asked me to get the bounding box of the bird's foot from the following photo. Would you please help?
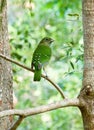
[43,67,48,78]
[45,74,48,78]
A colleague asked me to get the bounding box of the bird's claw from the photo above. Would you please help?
[45,74,48,78]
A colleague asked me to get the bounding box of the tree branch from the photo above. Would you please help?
[0,54,65,98]
[4,98,82,130]
[0,98,81,118]
[9,116,24,130]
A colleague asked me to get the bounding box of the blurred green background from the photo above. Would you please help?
[8,0,83,129]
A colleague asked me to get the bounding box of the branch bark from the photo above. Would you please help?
[9,116,24,130]
[0,98,81,118]
[0,53,65,98]
[7,98,82,130]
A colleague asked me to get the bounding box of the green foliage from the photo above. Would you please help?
[8,0,83,129]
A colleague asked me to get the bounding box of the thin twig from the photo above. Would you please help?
[0,54,65,98]
[9,116,24,130]
[0,98,81,118]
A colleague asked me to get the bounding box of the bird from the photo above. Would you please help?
[31,37,54,81]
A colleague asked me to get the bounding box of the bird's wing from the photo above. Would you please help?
[32,45,51,69]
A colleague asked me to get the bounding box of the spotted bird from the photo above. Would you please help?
[31,37,54,81]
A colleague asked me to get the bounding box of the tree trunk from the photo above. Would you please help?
[0,0,13,129]
[79,0,94,130]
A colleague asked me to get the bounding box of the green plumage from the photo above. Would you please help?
[31,37,54,81]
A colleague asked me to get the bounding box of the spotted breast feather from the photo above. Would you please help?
[32,44,51,70]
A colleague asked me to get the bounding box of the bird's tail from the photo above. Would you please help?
[34,69,41,81]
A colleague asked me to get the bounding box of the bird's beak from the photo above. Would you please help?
[51,39,54,43]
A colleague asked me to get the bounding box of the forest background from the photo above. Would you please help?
[8,0,83,130]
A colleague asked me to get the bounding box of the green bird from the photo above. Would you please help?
[31,37,54,81]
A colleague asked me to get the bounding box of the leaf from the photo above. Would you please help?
[68,13,79,17]
[70,61,74,69]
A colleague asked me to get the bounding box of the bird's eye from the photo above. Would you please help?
[45,38,48,41]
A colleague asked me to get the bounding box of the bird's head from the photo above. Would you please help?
[40,37,54,46]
